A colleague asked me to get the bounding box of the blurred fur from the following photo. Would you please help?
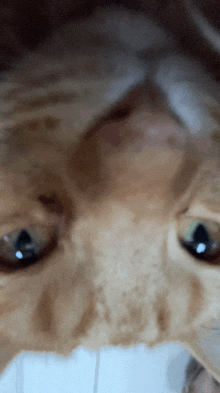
[1,0,220,386]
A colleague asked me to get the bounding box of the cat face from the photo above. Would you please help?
[0,81,219,367]
[1,4,220,379]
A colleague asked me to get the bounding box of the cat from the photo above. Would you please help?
[1,0,220,386]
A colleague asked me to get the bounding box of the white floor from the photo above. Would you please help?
[0,343,191,392]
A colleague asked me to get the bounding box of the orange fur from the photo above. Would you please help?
[1,1,220,384]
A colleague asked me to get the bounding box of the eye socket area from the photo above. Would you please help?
[178,218,220,264]
[0,225,58,272]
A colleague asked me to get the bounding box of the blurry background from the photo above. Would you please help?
[0,344,191,392]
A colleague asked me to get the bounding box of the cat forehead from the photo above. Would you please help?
[0,5,219,221]
[0,6,174,138]
[0,91,216,198]
[0,113,207,226]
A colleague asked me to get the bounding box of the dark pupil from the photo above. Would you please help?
[14,230,36,260]
[187,224,211,258]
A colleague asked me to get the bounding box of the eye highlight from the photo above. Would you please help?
[0,225,58,272]
[178,218,220,263]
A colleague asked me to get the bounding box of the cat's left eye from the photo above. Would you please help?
[178,218,220,263]
[0,225,58,271]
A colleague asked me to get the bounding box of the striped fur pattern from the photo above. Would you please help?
[1,2,220,384]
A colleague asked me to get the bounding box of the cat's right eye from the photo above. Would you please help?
[178,218,220,264]
[0,225,58,272]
